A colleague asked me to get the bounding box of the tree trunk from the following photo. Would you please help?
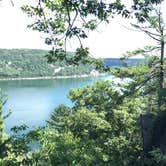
[160,41,164,90]
[158,38,164,108]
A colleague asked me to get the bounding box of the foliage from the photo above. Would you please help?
[0,49,97,79]
[131,3,166,109]
[149,149,166,166]
[28,80,145,166]
[21,0,163,67]
[109,1,166,110]
[0,91,11,158]
[0,0,166,165]
[0,79,146,166]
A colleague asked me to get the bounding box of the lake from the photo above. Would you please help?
[0,76,110,133]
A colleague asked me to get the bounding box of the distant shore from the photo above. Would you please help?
[0,73,107,81]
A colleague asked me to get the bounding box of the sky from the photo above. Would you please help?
[0,0,165,58]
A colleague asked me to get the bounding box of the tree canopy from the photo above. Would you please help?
[0,0,166,165]
[22,0,164,66]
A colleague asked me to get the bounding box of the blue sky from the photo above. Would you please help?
[0,0,165,58]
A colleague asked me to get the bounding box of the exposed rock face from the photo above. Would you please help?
[141,111,166,156]
[141,112,156,156]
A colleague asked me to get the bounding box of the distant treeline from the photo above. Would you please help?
[0,49,96,78]
[0,49,145,79]
[104,58,145,67]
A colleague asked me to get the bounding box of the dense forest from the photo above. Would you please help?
[0,0,166,166]
[0,49,97,78]
[0,49,144,79]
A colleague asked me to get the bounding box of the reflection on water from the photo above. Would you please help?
[0,76,110,133]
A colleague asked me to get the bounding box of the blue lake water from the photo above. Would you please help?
[0,76,111,133]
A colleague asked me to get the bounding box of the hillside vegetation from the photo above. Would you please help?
[0,49,145,79]
[0,49,96,78]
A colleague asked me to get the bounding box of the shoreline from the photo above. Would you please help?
[0,73,107,81]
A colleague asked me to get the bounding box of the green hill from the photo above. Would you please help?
[0,49,96,79]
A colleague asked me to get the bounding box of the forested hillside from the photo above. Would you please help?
[0,49,96,78]
[0,49,145,79]
[1,0,166,165]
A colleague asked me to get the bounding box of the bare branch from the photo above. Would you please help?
[10,0,14,6]
[131,23,160,42]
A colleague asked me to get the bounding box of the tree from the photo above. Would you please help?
[131,3,165,109]
[21,0,163,66]
[110,2,166,110]
[0,0,165,165]
[36,80,145,165]
[0,92,11,159]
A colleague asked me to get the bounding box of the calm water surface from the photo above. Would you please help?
[0,76,110,133]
